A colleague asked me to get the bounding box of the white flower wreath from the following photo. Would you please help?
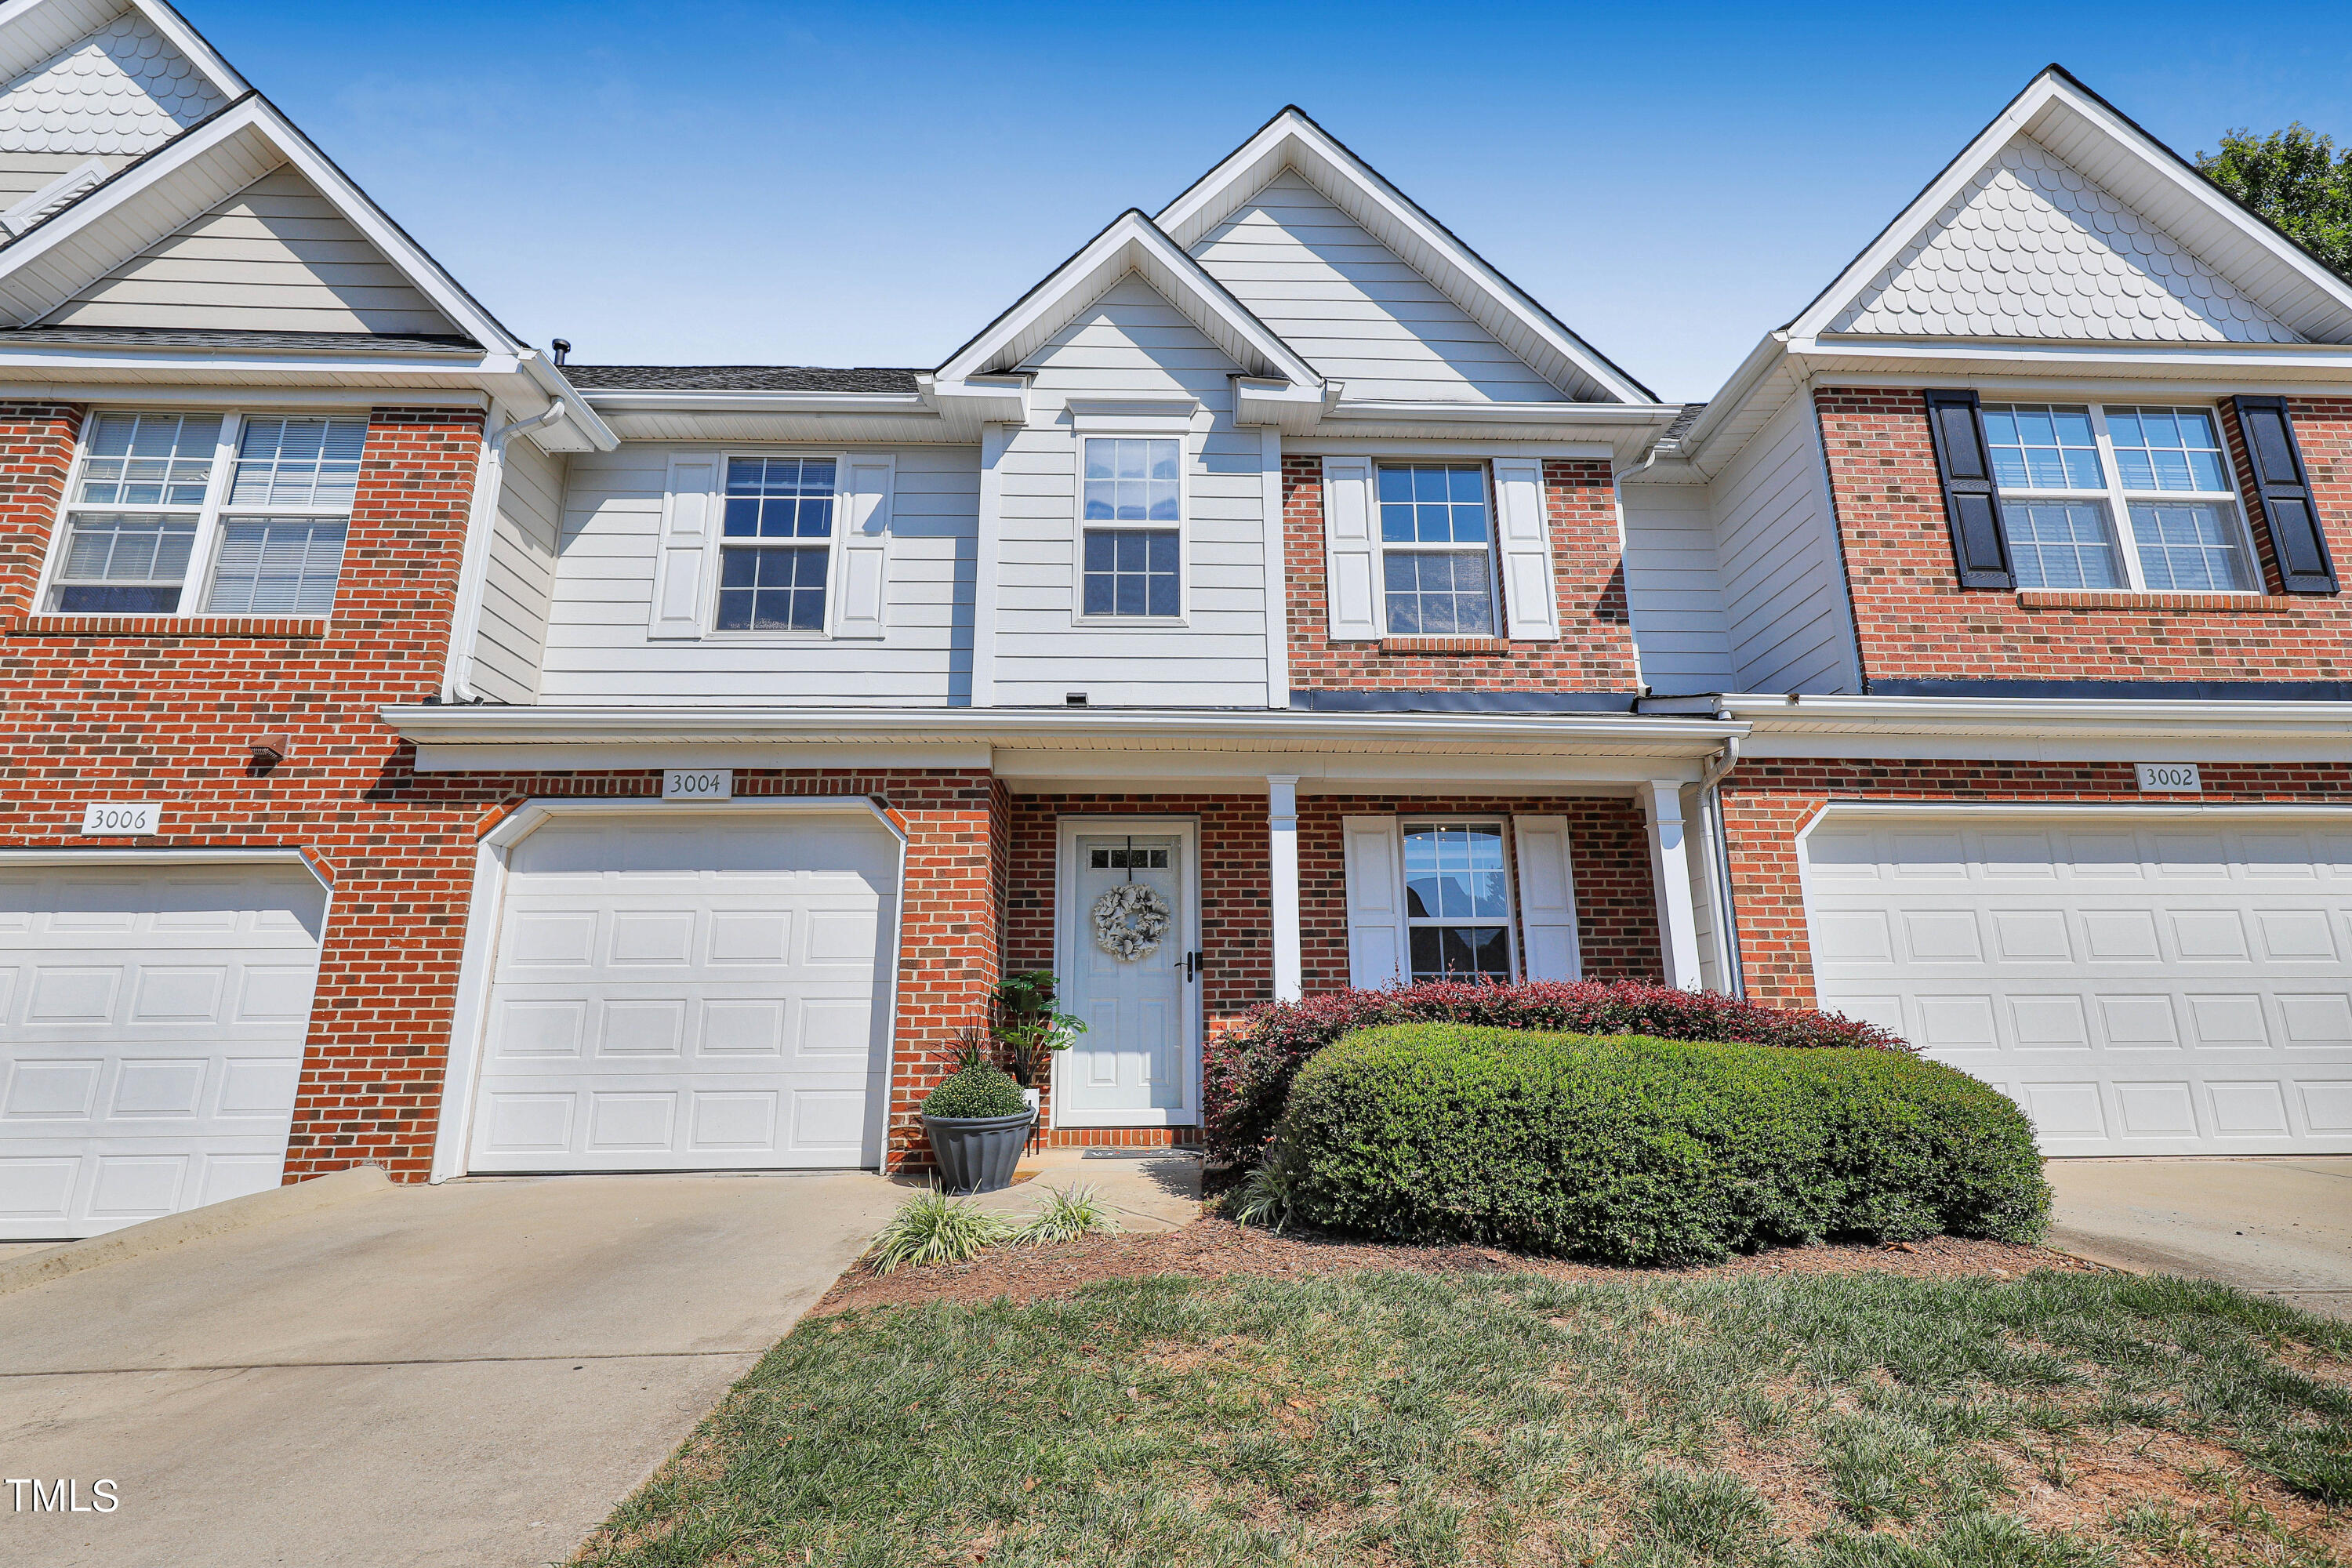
[1091,881,1172,961]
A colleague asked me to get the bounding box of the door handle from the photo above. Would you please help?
[1175,950,1203,982]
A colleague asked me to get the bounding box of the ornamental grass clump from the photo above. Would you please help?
[1275,1023,2049,1265]
[865,1188,1014,1273]
[1012,1183,1119,1246]
[920,1062,1027,1120]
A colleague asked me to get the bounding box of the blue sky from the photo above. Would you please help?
[188,1,2352,401]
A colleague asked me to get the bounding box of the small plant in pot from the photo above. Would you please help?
[993,970,1087,1089]
[919,1060,1034,1195]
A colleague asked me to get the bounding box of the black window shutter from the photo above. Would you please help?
[1922,390,2015,590]
[2234,396,2338,594]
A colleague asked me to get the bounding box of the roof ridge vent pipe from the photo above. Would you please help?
[444,398,569,704]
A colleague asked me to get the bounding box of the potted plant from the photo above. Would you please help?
[993,970,1087,1098]
[919,1056,1034,1194]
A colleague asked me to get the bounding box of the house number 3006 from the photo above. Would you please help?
[80,802,162,836]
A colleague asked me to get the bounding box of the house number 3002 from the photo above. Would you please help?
[2134,763,2202,793]
[662,769,734,801]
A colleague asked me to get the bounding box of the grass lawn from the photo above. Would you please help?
[578,1265,2350,1567]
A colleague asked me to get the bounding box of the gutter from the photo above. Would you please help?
[512,348,616,452]
[1716,692,2352,735]
[444,398,571,703]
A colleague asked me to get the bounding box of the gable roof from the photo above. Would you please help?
[0,0,245,111]
[933,206,1321,390]
[1789,65,2352,347]
[1155,106,1655,404]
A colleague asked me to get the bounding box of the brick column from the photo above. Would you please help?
[882,770,1007,1172]
[0,402,82,616]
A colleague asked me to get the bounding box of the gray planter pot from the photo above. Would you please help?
[922,1109,1036,1195]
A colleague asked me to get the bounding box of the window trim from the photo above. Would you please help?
[701,448,852,641]
[1984,401,2263,597]
[36,408,368,620]
[1398,815,1519,984]
[1070,430,1190,627]
[1371,459,1503,638]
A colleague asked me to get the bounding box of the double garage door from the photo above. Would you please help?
[0,861,326,1240]
[463,811,898,1174]
[1804,811,2352,1154]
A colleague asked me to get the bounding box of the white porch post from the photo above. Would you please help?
[1638,779,1704,990]
[1267,774,1302,1002]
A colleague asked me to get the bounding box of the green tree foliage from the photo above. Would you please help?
[2198,124,2352,279]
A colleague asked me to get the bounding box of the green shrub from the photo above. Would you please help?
[921,1064,1027,1120]
[1277,1024,2049,1265]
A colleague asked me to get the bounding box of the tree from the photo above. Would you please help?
[2197,124,2352,281]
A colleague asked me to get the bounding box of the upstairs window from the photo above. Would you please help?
[717,456,833,632]
[1080,437,1180,618]
[1401,820,1514,982]
[45,411,364,615]
[1379,463,1494,634]
[1982,403,2256,593]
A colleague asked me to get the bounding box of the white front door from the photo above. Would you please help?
[0,860,327,1240]
[466,811,898,1173]
[1059,827,1194,1124]
[1804,810,2352,1155]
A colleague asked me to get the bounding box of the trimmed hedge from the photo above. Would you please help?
[921,1065,1028,1120]
[1204,980,1908,1167]
[1277,1024,2048,1265]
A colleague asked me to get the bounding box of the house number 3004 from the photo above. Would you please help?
[662,769,734,801]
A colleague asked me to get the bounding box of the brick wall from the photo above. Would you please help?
[0,405,487,1181]
[1815,388,2352,686]
[1722,758,2352,1007]
[1281,455,1639,692]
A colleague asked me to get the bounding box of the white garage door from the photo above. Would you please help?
[466,811,898,1173]
[1804,811,2352,1155]
[0,861,326,1240]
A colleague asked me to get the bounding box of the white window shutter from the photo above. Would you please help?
[830,454,894,638]
[1341,815,1408,989]
[1492,457,1559,641]
[648,454,719,639]
[1512,815,1583,982]
[1321,456,1381,641]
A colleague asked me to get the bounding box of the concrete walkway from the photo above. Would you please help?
[963,1145,1204,1233]
[2045,1156,2352,1321]
[0,1170,905,1567]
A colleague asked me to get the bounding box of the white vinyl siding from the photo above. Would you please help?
[993,274,1269,706]
[536,443,977,706]
[1619,477,1734,693]
[469,435,564,706]
[1189,169,1563,402]
[1714,397,1860,695]
[42,165,459,336]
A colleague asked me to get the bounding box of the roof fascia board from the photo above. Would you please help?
[1155,107,1657,405]
[1791,336,2352,379]
[1719,691,2352,735]
[579,389,932,416]
[1666,331,1791,464]
[935,209,1318,389]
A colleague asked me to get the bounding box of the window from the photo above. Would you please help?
[1982,403,2256,593]
[1080,437,1180,618]
[1401,821,1514,982]
[717,456,833,632]
[1379,463,1494,634]
[1088,845,1168,870]
[45,411,363,615]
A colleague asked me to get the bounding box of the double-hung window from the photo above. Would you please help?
[717,456,833,632]
[1983,403,2257,592]
[1401,820,1515,982]
[1080,437,1180,619]
[1378,463,1495,634]
[45,411,364,615]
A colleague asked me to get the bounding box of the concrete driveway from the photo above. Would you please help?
[0,1170,904,1567]
[2045,1156,2352,1321]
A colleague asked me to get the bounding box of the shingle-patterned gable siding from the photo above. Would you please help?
[1831,136,2301,343]
[0,8,223,158]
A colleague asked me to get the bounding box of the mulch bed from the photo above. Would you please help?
[812,1217,2110,1316]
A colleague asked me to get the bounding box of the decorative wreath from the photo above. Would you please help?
[1091,882,1172,961]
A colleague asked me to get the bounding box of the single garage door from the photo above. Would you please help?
[0,860,326,1240]
[1804,811,2352,1155]
[466,811,898,1173]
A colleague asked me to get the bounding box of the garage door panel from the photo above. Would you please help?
[1806,814,2352,1155]
[0,864,323,1238]
[468,815,897,1174]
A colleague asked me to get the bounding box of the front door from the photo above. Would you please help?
[1059,828,1193,1123]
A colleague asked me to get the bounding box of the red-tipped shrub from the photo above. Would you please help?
[1203,979,1909,1167]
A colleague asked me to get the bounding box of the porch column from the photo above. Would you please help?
[1638,779,1704,990]
[1267,774,1302,1002]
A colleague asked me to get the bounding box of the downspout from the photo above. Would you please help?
[1694,734,1744,998]
[444,399,567,704]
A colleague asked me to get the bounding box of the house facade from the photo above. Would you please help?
[0,2,2344,1240]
